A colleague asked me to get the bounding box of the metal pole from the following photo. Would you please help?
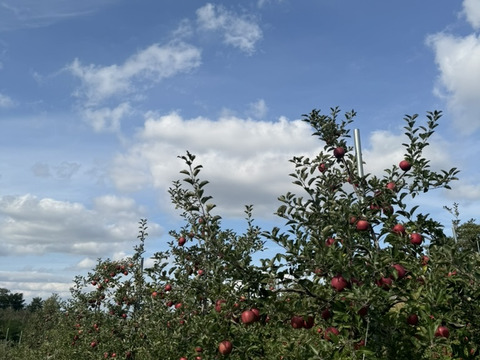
[354,129,364,178]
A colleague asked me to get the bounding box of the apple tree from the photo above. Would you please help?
[6,107,480,360]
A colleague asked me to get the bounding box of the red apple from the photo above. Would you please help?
[218,340,233,355]
[333,147,345,159]
[392,223,406,235]
[407,314,419,326]
[434,325,450,338]
[356,220,369,231]
[386,182,396,191]
[331,275,348,292]
[303,316,314,329]
[241,310,256,325]
[178,237,186,246]
[392,264,406,279]
[195,346,203,353]
[399,160,412,171]
[410,233,423,245]
[321,308,331,320]
[175,303,182,309]
[324,327,339,341]
[318,163,327,172]
[382,205,394,215]
[357,305,369,317]
[165,284,172,292]
[325,237,335,247]
[421,255,429,266]
[290,316,304,329]
[354,339,366,350]
[251,308,260,321]
[377,277,393,290]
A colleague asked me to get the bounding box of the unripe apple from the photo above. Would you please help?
[356,220,369,231]
[333,147,345,159]
[331,275,348,292]
[218,340,233,355]
[410,233,423,245]
[407,314,419,326]
[399,160,412,171]
[434,325,450,338]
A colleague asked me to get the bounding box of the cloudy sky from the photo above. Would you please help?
[1,0,480,302]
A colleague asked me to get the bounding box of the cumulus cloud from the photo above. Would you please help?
[427,32,480,134]
[0,194,161,257]
[462,0,480,29]
[111,112,323,217]
[109,110,465,219]
[0,275,72,301]
[196,3,263,54]
[68,42,201,106]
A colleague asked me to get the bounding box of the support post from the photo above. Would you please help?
[354,129,364,178]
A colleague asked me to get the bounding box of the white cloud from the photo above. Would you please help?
[0,194,162,256]
[363,130,453,176]
[75,257,97,269]
[111,112,323,217]
[196,3,263,54]
[427,32,480,134]
[0,92,14,108]
[82,102,132,133]
[67,42,202,106]
[462,0,480,29]
[247,99,268,119]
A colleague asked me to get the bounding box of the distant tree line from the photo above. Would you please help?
[0,288,45,343]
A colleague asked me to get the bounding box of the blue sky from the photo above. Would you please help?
[1,0,480,302]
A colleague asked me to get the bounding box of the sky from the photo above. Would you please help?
[1,0,480,302]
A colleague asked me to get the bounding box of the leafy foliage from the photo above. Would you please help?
[4,108,480,360]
